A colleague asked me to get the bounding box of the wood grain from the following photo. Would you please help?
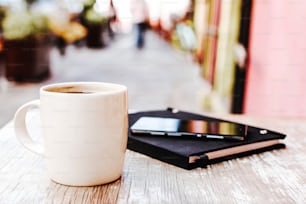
[0,113,306,203]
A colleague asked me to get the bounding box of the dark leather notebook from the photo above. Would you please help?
[127,108,286,170]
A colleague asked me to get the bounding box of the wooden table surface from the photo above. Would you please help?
[0,111,305,204]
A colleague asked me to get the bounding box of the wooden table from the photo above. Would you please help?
[0,111,305,203]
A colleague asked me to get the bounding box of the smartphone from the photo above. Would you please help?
[130,117,248,141]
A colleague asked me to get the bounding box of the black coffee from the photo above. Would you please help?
[46,86,97,94]
[45,84,121,94]
[61,91,95,94]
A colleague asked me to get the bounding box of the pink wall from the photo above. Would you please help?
[244,0,306,117]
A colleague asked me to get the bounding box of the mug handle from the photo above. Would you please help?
[14,100,44,156]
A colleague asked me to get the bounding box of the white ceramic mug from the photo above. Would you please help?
[14,82,128,186]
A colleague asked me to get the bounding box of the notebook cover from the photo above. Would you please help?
[127,108,286,170]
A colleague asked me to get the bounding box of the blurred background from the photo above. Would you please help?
[0,0,305,127]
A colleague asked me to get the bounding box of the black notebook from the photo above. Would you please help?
[127,108,286,170]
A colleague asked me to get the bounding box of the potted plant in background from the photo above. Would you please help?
[81,0,107,48]
[2,7,51,82]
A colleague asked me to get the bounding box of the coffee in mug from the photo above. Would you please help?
[14,82,128,186]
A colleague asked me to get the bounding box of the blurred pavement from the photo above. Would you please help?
[0,31,211,127]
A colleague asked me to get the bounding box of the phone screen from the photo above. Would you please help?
[130,117,247,139]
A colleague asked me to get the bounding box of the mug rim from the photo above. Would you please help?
[40,82,127,95]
